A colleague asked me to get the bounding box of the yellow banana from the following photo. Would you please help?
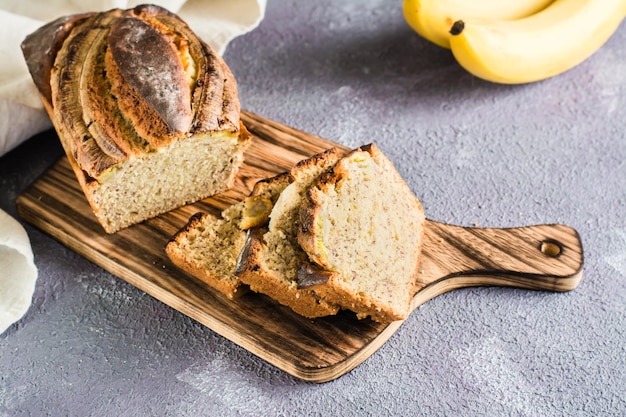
[448,0,626,84]
[403,0,554,49]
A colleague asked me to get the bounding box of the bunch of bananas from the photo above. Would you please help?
[403,0,626,84]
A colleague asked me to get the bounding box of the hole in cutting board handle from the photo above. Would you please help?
[540,239,562,257]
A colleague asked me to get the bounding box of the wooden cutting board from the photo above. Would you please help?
[16,111,584,383]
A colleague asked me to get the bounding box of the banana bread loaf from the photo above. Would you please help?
[21,5,251,233]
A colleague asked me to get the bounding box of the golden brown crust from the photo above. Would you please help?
[50,11,124,176]
[249,173,293,201]
[191,41,240,133]
[22,5,242,180]
[235,228,339,318]
[291,147,346,180]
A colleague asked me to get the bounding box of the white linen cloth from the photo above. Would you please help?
[0,0,266,333]
[0,210,37,334]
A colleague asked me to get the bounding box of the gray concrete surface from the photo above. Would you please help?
[1,1,625,416]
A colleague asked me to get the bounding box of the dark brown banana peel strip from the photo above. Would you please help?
[52,11,124,175]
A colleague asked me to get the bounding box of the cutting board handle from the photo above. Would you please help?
[413,221,584,309]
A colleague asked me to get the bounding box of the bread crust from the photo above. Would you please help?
[235,228,339,318]
[21,12,96,104]
[107,15,192,139]
[22,4,243,180]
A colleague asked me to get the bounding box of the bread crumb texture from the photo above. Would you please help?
[299,144,425,322]
[89,132,245,232]
[165,202,247,299]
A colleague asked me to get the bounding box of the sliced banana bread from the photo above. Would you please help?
[234,148,346,318]
[165,177,285,299]
[166,144,425,322]
[297,144,426,322]
[165,209,247,300]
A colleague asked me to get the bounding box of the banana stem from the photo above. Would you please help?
[449,20,465,35]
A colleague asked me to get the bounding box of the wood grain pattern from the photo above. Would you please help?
[16,111,583,382]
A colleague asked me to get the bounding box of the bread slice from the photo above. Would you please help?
[234,148,346,318]
[165,210,247,300]
[165,176,286,299]
[21,5,250,233]
[165,144,424,322]
[297,144,426,322]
